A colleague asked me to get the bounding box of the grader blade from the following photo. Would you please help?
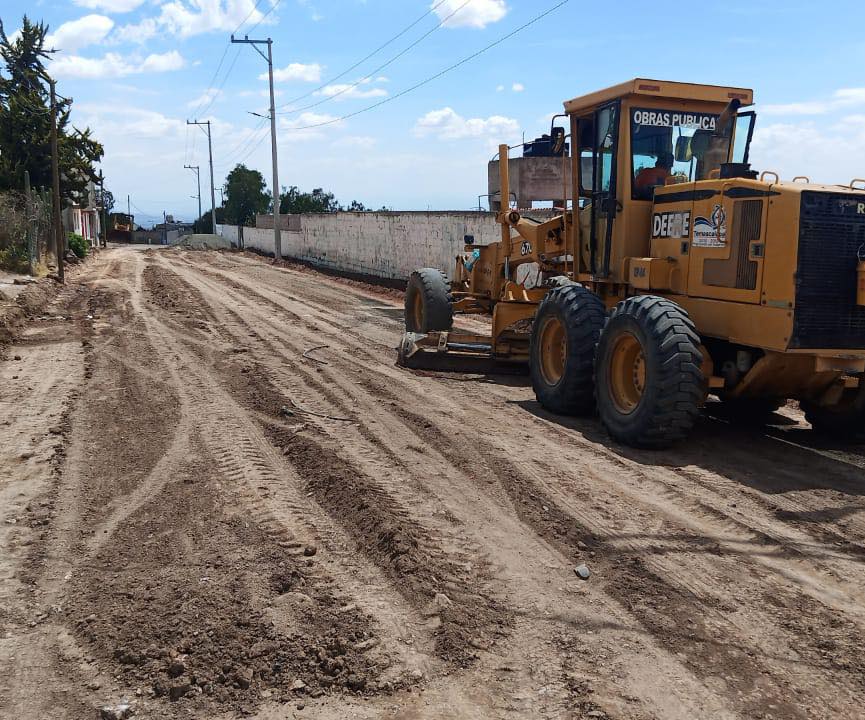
[397,331,524,374]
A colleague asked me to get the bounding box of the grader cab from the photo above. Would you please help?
[398,78,865,448]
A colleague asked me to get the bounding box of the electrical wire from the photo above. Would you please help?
[189,0,275,119]
[216,117,269,170]
[274,0,450,110]
[276,0,471,116]
[282,0,570,132]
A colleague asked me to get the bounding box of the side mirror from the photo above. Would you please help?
[675,136,692,162]
[689,129,712,158]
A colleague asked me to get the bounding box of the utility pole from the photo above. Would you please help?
[232,34,281,260]
[186,120,217,234]
[184,164,202,221]
[24,171,36,274]
[49,79,64,283]
[98,171,106,248]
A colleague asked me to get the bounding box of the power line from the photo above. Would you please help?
[189,0,274,119]
[282,0,570,131]
[277,0,471,116]
[217,117,269,169]
[274,0,450,111]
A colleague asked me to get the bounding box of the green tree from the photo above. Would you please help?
[279,186,340,214]
[192,206,225,234]
[0,17,104,204]
[223,164,269,226]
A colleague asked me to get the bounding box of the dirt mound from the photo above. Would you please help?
[0,278,58,358]
[171,234,231,251]
[68,449,385,714]
[142,265,212,329]
[214,353,510,667]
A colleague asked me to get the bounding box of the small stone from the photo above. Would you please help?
[347,673,366,691]
[586,712,605,718]
[100,703,134,719]
[234,667,253,690]
[577,541,588,550]
[87,680,101,690]
[169,678,191,701]
[303,545,317,557]
[574,564,591,580]
[433,592,452,609]
[85,614,97,623]
[296,703,305,711]
[167,658,186,677]
[279,405,295,417]
[13,355,21,361]
[290,679,307,692]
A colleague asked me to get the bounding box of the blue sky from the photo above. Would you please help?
[2,0,864,224]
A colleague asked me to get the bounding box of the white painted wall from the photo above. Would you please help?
[217,211,553,282]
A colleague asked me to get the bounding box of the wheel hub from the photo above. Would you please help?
[538,316,566,386]
[609,332,646,414]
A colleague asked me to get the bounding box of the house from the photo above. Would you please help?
[61,181,102,247]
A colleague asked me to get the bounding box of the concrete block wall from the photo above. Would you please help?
[218,211,499,281]
[218,209,558,283]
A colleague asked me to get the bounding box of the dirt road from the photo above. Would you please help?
[2,246,865,720]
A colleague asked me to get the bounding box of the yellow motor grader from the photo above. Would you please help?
[398,78,865,447]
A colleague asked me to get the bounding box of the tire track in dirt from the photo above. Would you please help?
[152,256,512,669]
[52,252,400,716]
[197,252,865,609]
[164,250,865,719]
[169,252,744,716]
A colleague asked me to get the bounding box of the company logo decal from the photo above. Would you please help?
[652,211,690,239]
[693,204,727,248]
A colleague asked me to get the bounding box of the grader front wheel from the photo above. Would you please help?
[595,296,704,448]
[405,268,453,333]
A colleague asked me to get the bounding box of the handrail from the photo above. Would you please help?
[792,175,810,183]
[760,170,780,184]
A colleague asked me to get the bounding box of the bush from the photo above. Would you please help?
[67,232,88,259]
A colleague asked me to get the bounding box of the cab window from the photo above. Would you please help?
[630,108,728,200]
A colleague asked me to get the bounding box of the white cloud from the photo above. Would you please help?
[750,116,865,186]
[115,0,269,42]
[496,84,504,92]
[73,0,147,12]
[761,87,865,116]
[278,111,341,143]
[46,14,114,52]
[433,0,507,29]
[413,107,519,140]
[75,105,186,138]
[316,77,388,101]
[51,50,185,79]
[187,88,221,108]
[268,62,323,83]
[281,112,341,129]
[511,82,524,92]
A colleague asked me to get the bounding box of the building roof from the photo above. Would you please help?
[564,79,754,115]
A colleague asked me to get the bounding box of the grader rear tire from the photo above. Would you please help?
[530,285,606,415]
[595,296,704,448]
[802,384,865,442]
[405,268,453,333]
